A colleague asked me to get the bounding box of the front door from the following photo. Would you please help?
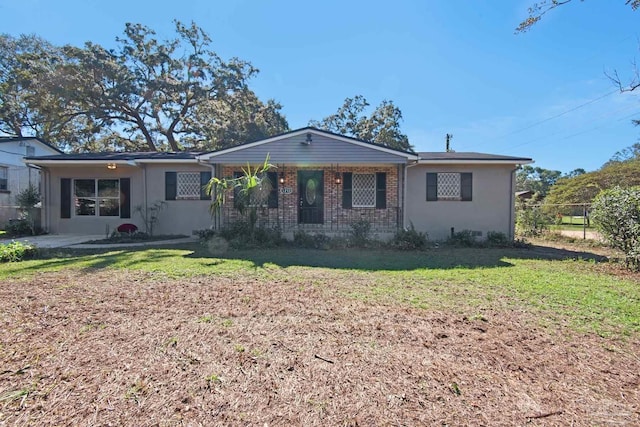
[298,170,324,224]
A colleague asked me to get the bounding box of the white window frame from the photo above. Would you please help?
[73,178,120,217]
[176,172,201,200]
[352,173,376,208]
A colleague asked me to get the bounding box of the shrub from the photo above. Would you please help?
[349,220,372,247]
[390,223,428,250]
[591,186,640,270]
[5,219,34,237]
[486,231,509,247]
[293,230,332,249]
[447,229,478,247]
[117,223,138,234]
[213,220,283,249]
[0,241,37,262]
[515,200,550,237]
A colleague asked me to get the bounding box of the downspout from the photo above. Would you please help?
[509,167,516,240]
[197,158,216,229]
[27,164,49,232]
[404,157,420,230]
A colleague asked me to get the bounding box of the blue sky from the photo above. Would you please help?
[2,0,639,173]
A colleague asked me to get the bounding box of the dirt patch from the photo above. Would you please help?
[1,270,638,426]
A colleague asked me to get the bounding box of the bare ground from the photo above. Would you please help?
[1,268,639,426]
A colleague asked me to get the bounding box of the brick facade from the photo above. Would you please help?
[218,165,401,232]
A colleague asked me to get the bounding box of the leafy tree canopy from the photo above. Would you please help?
[515,165,562,198]
[309,95,413,152]
[545,159,640,205]
[0,21,289,152]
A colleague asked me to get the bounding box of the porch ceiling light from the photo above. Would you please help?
[107,163,117,170]
[301,133,312,145]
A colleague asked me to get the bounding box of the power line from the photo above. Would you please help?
[495,89,619,141]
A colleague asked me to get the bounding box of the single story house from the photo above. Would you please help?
[25,127,532,241]
[0,137,62,223]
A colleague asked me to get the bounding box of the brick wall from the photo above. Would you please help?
[218,165,401,232]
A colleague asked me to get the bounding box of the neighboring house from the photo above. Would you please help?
[25,128,532,240]
[0,137,62,224]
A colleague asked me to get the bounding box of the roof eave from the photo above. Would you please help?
[417,159,533,165]
[196,128,417,161]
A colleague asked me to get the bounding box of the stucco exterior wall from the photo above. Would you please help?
[405,164,516,241]
[144,163,213,235]
[42,163,214,236]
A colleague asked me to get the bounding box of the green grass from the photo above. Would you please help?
[550,224,594,231]
[1,243,638,337]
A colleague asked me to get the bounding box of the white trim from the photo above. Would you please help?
[196,128,418,161]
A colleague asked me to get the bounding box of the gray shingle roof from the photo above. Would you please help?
[26,151,203,161]
[418,152,532,162]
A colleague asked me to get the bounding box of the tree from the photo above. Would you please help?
[205,155,274,235]
[1,22,289,152]
[604,142,640,166]
[515,165,562,198]
[544,159,640,206]
[591,186,640,270]
[309,95,413,152]
[517,0,640,33]
[0,34,102,147]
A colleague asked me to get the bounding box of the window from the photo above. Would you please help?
[176,172,201,199]
[0,167,7,191]
[165,171,212,201]
[26,146,35,157]
[342,172,386,209]
[74,179,120,216]
[426,173,472,201]
[233,171,278,208]
[352,173,376,207]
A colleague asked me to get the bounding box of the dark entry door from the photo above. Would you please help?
[298,170,324,224]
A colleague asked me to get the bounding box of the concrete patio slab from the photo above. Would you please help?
[0,234,197,249]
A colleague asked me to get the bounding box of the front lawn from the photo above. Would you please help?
[1,244,638,425]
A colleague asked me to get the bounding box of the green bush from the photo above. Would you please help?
[486,231,509,247]
[349,220,372,247]
[447,230,478,247]
[0,241,37,262]
[213,220,284,249]
[390,223,428,250]
[515,200,550,237]
[5,219,34,237]
[591,186,640,270]
[293,230,331,249]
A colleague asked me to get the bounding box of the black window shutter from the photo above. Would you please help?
[461,173,473,201]
[233,171,242,209]
[61,178,71,218]
[375,172,387,209]
[267,171,278,208]
[200,171,212,200]
[120,178,131,218]
[342,172,352,209]
[426,173,438,201]
[165,172,177,200]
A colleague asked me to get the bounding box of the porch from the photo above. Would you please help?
[212,164,404,235]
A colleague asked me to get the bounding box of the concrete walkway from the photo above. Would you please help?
[0,234,197,249]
